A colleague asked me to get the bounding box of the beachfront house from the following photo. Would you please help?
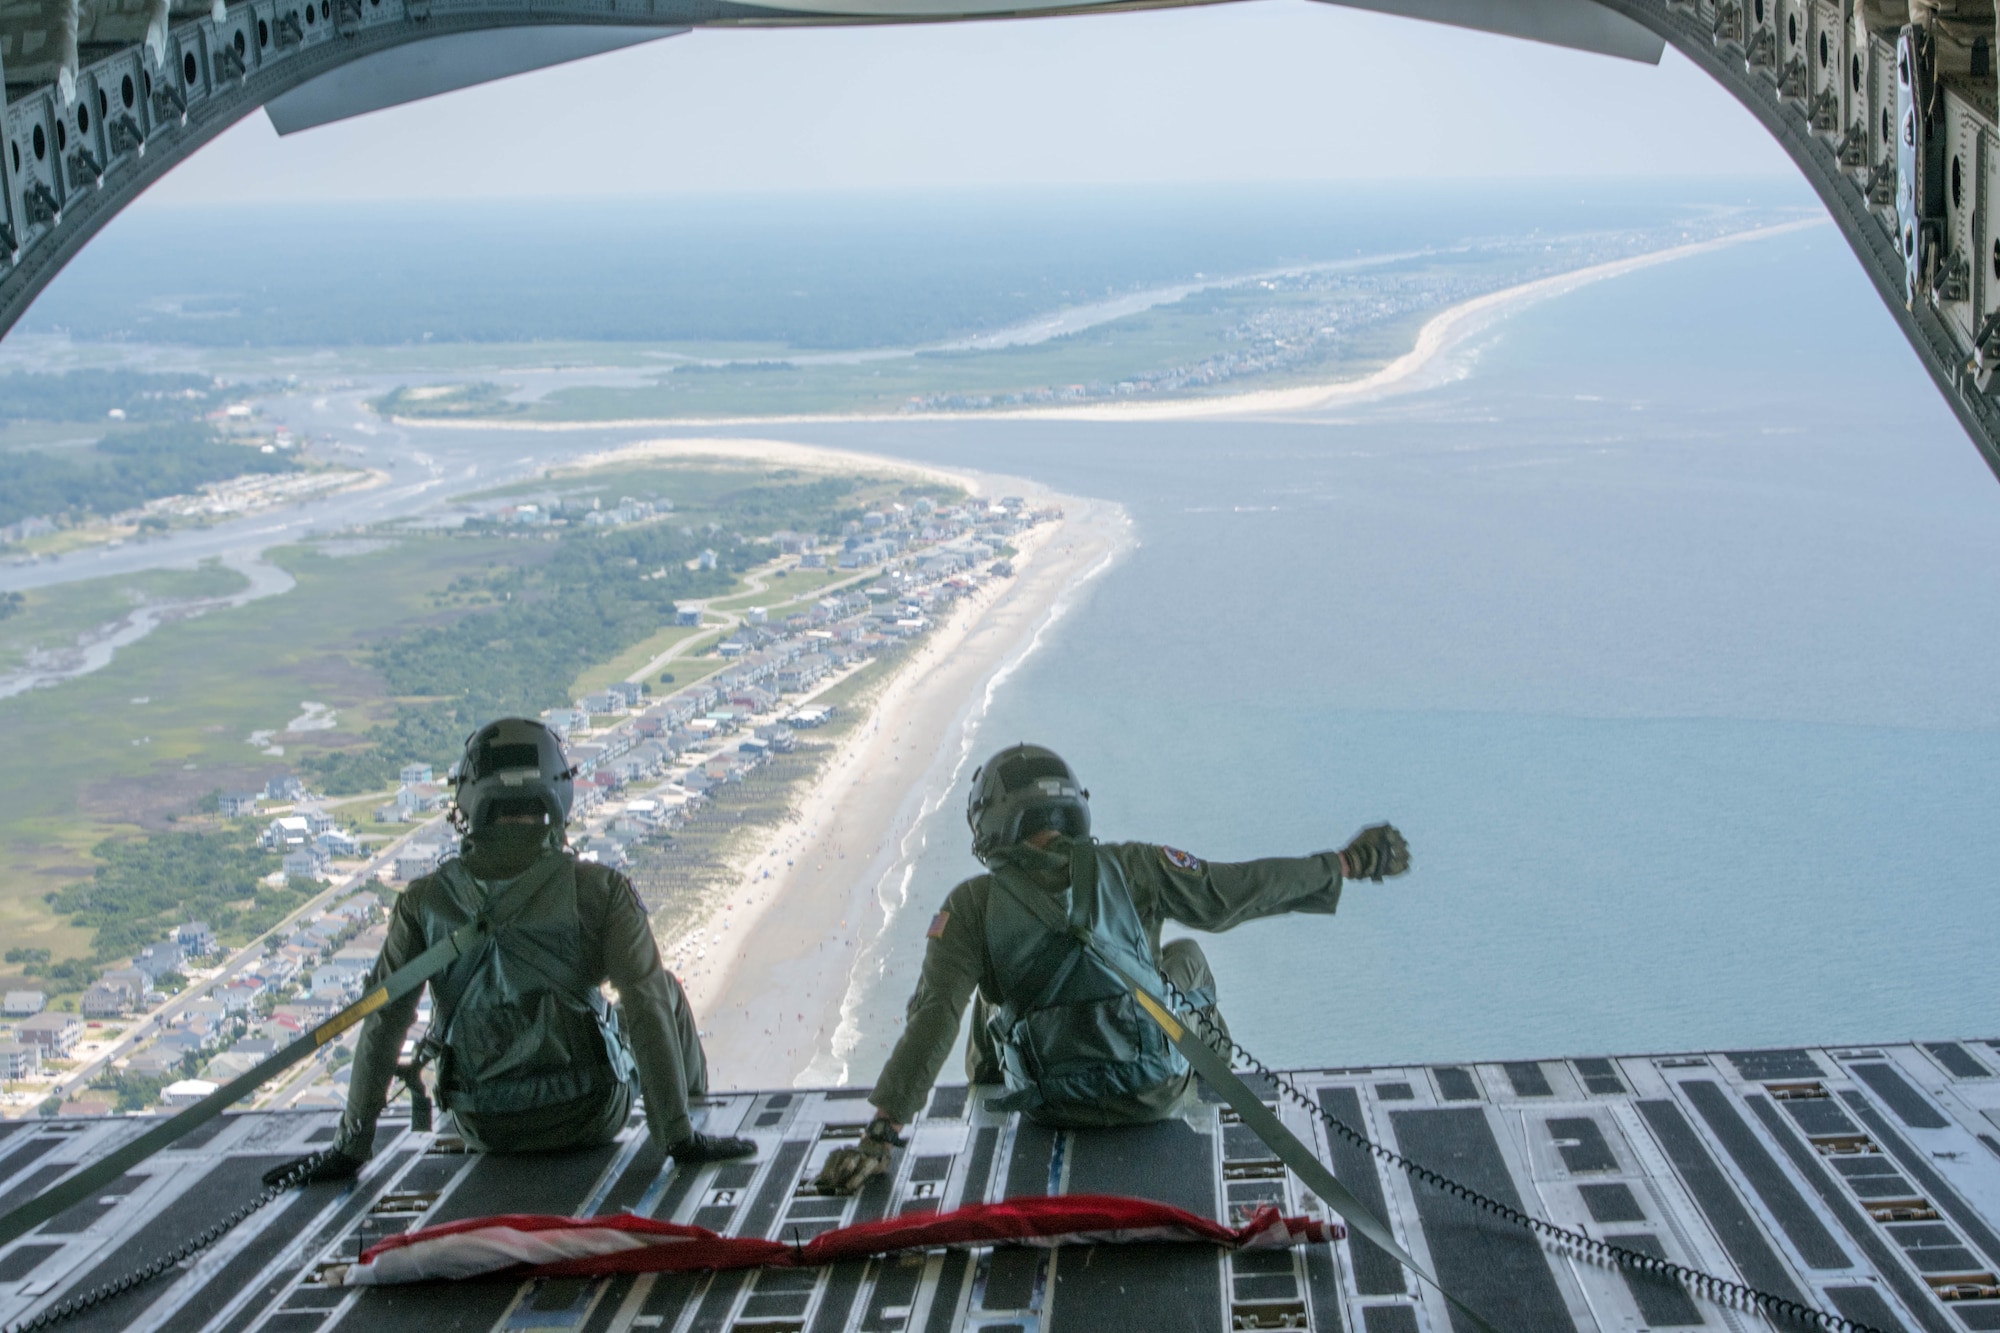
[544,708,587,737]
[0,1041,41,1079]
[162,1079,219,1108]
[219,791,261,818]
[283,848,330,881]
[19,1011,82,1057]
[3,990,46,1017]
[317,828,361,858]
[81,983,130,1017]
[133,942,184,980]
[265,774,307,802]
[394,844,445,881]
[260,816,312,852]
[396,782,441,820]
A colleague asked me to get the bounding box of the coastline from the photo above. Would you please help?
[622,454,1130,1092]
[385,219,1822,435]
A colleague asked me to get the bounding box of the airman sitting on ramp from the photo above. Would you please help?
[814,742,1408,1195]
[265,718,753,1185]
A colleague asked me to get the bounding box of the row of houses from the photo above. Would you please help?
[259,810,364,879]
[218,773,313,818]
[549,505,1047,858]
[117,894,386,1079]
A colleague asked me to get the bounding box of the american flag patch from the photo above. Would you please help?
[1160,846,1204,873]
[926,911,950,939]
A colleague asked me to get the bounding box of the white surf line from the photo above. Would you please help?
[804,508,1135,1088]
[385,220,1824,434]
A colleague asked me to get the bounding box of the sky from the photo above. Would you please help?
[132,0,1796,206]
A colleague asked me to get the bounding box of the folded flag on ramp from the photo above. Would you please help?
[322,1193,1344,1286]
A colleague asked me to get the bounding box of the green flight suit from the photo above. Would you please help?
[336,843,707,1158]
[870,835,1344,1127]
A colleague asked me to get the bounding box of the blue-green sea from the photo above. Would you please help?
[752,222,2000,1076]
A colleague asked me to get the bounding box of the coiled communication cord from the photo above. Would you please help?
[1155,976,1890,1333]
[0,1151,332,1333]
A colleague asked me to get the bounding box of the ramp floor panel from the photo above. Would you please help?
[7,1041,2000,1332]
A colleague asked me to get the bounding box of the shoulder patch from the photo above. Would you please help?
[1160,846,1204,874]
[926,910,951,939]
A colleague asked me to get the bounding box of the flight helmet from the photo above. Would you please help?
[451,718,575,833]
[967,744,1090,863]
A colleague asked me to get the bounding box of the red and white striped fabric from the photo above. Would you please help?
[327,1195,1344,1286]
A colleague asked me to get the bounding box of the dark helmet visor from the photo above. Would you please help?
[472,740,542,780]
[996,754,1073,792]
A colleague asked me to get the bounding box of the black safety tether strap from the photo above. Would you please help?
[0,853,566,1250]
[988,852,1504,1333]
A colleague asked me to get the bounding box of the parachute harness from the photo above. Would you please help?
[0,1151,336,1333]
[1153,974,1888,1333]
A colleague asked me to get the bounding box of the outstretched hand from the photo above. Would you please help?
[1339,824,1410,882]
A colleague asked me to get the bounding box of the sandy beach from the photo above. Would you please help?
[560,439,1132,1092]
[694,482,1128,1092]
[390,219,1820,438]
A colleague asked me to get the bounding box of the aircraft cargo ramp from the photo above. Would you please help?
[5,1041,2000,1333]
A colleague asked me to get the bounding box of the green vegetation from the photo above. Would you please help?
[0,539,518,979]
[0,561,251,675]
[373,382,522,419]
[0,369,220,424]
[0,423,299,528]
[0,592,22,620]
[0,459,935,987]
[90,1067,186,1112]
[48,827,309,967]
[304,471,888,793]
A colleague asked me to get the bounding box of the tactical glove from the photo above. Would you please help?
[812,1118,902,1195]
[669,1130,758,1164]
[1340,823,1410,882]
[261,1147,365,1188]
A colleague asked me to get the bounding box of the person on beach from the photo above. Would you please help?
[265,717,753,1185]
[814,742,1409,1194]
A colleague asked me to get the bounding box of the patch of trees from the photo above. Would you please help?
[46,828,312,968]
[90,1068,190,1112]
[0,369,219,423]
[0,423,299,528]
[302,477,866,793]
[0,592,23,620]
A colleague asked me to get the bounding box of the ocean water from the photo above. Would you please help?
[749,222,2000,1077]
[21,180,1807,347]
